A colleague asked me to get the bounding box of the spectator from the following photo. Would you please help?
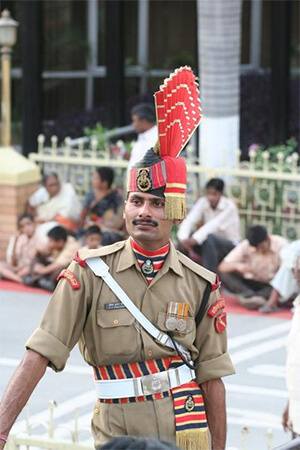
[0,214,46,283]
[128,103,158,170]
[83,225,103,249]
[27,172,82,233]
[282,257,300,442]
[177,178,241,272]
[24,226,81,291]
[218,225,288,309]
[259,240,300,313]
[79,167,124,233]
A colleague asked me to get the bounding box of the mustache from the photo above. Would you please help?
[132,218,158,227]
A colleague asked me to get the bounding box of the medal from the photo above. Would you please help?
[141,259,154,275]
[176,318,187,332]
[165,317,177,331]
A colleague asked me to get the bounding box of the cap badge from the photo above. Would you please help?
[141,259,154,275]
[136,168,152,192]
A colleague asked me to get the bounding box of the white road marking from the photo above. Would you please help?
[230,336,287,365]
[228,321,290,350]
[248,364,286,378]
[227,407,282,430]
[12,390,95,434]
[0,358,91,375]
[225,383,288,399]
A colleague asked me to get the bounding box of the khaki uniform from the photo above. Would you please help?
[26,239,235,447]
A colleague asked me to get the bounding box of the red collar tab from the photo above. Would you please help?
[211,274,221,292]
[74,251,87,268]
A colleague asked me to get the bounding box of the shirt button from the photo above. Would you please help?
[94,408,99,413]
[113,319,119,325]
[148,350,153,356]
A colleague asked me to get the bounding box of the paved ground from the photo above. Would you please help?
[0,282,294,450]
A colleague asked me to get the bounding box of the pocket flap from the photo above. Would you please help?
[97,309,135,328]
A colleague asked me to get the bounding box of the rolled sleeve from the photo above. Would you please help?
[26,327,70,372]
[196,352,235,385]
[25,260,91,372]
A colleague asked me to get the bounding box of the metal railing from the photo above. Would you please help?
[28,135,300,240]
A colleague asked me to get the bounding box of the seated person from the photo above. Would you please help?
[0,213,46,283]
[27,172,82,233]
[259,240,300,313]
[177,178,241,272]
[79,167,124,233]
[218,225,288,309]
[83,225,103,250]
[24,226,81,291]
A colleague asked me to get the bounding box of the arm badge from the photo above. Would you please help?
[207,298,226,317]
[215,312,227,333]
[57,269,80,290]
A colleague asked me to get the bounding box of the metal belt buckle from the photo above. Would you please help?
[141,371,170,395]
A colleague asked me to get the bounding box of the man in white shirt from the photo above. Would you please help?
[177,178,241,272]
[128,103,158,170]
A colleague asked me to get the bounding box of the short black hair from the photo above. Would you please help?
[96,167,114,188]
[18,213,34,224]
[247,225,268,247]
[84,225,102,238]
[42,172,59,185]
[205,178,225,193]
[47,226,68,242]
[100,436,179,450]
[131,103,156,123]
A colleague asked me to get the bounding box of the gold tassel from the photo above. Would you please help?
[153,140,160,155]
[176,429,209,450]
[165,195,186,220]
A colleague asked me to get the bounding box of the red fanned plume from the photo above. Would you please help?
[154,66,202,158]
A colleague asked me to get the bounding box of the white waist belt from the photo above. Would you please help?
[94,364,196,399]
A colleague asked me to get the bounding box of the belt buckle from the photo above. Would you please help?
[141,371,170,395]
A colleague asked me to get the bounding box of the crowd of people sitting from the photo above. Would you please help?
[0,170,299,313]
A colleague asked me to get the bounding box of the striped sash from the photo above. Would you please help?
[93,357,209,450]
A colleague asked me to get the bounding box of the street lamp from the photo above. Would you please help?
[0,9,18,147]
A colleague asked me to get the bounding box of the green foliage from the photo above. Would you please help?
[249,138,298,163]
[83,122,112,149]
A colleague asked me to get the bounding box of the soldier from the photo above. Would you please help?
[0,67,234,450]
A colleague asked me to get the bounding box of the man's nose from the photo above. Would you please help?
[138,201,151,217]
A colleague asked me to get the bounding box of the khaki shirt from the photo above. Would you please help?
[26,239,235,385]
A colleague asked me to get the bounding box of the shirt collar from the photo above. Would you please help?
[204,195,226,211]
[116,238,183,277]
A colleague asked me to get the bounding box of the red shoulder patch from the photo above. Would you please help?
[207,298,226,317]
[210,274,221,292]
[215,312,227,333]
[57,269,80,290]
[74,251,87,268]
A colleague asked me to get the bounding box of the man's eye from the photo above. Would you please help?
[155,201,164,207]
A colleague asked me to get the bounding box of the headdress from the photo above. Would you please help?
[128,66,202,220]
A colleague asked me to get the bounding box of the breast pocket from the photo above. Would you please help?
[97,309,138,356]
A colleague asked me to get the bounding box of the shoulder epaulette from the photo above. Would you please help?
[177,251,216,284]
[76,240,126,263]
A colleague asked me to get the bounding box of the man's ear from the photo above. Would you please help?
[174,219,183,226]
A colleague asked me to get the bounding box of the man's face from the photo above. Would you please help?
[19,217,35,238]
[132,114,147,134]
[255,238,271,254]
[206,187,222,209]
[124,192,175,251]
[86,233,102,249]
[45,176,60,198]
[48,238,65,252]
